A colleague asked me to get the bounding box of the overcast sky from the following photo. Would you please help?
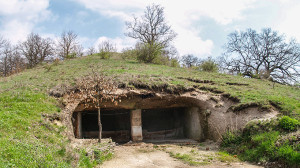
[0,0,300,58]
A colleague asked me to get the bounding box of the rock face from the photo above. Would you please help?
[62,88,278,142]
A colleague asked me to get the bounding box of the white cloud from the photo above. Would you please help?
[275,1,300,41]
[74,0,256,57]
[0,0,51,43]
[95,36,137,52]
[173,26,214,57]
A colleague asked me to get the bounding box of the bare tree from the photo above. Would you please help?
[20,33,54,68]
[10,46,26,74]
[74,70,123,142]
[57,31,79,59]
[125,4,177,63]
[0,36,7,49]
[0,36,8,75]
[87,46,96,56]
[0,43,10,76]
[98,41,116,59]
[0,41,25,76]
[222,28,300,83]
[74,44,84,57]
[181,54,199,68]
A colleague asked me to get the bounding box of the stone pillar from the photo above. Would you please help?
[184,107,202,140]
[76,112,82,138]
[130,109,143,142]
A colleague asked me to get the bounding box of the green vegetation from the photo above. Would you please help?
[97,51,113,59]
[0,90,71,167]
[0,54,299,166]
[221,118,300,166]
[136,43,163,63]
[198,59,218,72]
[78,147,113,168]
[169,152,209,166]
[217,151,238,162]
[279,116,299,131]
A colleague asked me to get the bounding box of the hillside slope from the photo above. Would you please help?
[0,55,299,167]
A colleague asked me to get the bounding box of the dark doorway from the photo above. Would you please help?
[74,109,131,143]
[142,107,186,140]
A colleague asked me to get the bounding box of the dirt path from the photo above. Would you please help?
[101,145,189,168]
[100,142,262,168]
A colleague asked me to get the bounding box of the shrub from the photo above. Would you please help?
[121,48,137,60]
[65,52,76,59]
[136,43,163,63]
[221,131,242,147]
[170,58,180,67]
[279,116,299,131]
[152,53,169,65]
[277,144,300,164]
[98,41,116,59]
[199,58,218,72]
[98,51,112,59]
[239,131,279,162]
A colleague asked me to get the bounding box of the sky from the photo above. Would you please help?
[0,0,300,58]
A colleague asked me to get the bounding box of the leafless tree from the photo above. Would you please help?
[20,33,54,68]
[98,41,116,59]
[125,4,177,63]
[87,46,96,56]
[74,70,123,142]
[181,54,199,68]
[0,41,25,76]
[57,31,79,59]
[10,46,26,74]
[222,28,300,83]
[0,36,7,49]
[0,42,10,76]
[74,44,84,57]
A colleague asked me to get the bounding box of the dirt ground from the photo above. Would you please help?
[100,141,262,168]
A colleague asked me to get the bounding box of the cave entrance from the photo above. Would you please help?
[73,109,131,143]
[73,106,203,143]
[142,107,186,140]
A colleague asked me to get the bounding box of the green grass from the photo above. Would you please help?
[0,54,299,167]
[279,116,299,131]
[78,147,113,168]
[1,55,299,116]
[169,152,209,166]
[221,118,300,166]
[0,90,71,167]
[217,151,238,162]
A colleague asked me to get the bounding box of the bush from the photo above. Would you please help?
[199,58,218,72]
[170,58,180,67]
[279,116,299,131]
[136,43,163,63]
[152,54,169,65]
[121,48,137,60]
[65,52,76,59]
[98,51,112,59]
[277,144,300,164]
[98,41,116,59]
[221,131,242,147]
[222,116,299,166]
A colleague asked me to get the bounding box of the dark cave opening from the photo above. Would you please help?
[73,106,202,142]
[142,107,187,140]
[73,109,131,143]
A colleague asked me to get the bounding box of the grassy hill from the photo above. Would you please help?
[0,54,299,167]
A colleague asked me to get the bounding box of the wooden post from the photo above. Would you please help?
[98,107,102,143]
[130,109,143,142]
[77,112,82,138]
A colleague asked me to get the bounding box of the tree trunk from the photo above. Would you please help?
[98,107,102,143]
